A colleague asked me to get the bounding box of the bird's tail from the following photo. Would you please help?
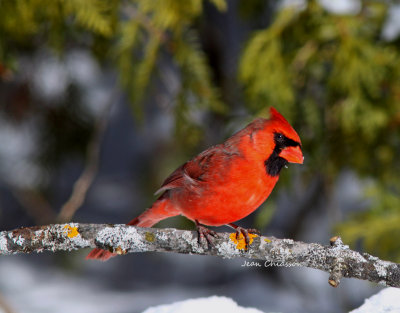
[86,197,178,261]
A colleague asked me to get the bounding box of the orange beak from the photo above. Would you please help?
[280,146,304,164]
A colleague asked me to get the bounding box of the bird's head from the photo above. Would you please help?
[246,107,303,176]
[268,107,303,164]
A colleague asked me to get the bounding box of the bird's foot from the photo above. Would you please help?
[228,223,261,248]
[195,220,218,249]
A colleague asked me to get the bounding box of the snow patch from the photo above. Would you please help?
[217,241,240,259]
[319,0,361,15]
[373,262,388,278]
[181,231,204,254]
[141,296,264,313]
[96,225,146,253]
[156,231,168,242]
[33,55,68,100]
[364,254,378,262]
[350,288,400,313]
[382,5,400,41]
[15,235,25,246]
[0,234,8,254]
[63,225,91,249]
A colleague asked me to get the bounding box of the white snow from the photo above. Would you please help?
[382,5,400,41]
[33,54,68,101]
[350,288,400,313]
[0,258,211,313]
[0,115,42,188]
[96,224,146,253]
[141,296,264,313]
[319,0,361,15]
[0,255,392,313]
[0,234,8,254]
[66,50,100,88]
[280,0,361,15]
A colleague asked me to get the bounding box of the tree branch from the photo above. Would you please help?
[56,87,118,223]
[1,224,399,288]
[0,292,17,313]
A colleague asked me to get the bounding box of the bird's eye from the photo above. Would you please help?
[274,133,287,147]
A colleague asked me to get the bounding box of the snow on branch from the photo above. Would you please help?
[1,223,399,288]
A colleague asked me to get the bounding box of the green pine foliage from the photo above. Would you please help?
[337,184,400,262]
[239,8,297,114]
[239,0,400,261]
[113,0,227,139]
[0,0,226,137]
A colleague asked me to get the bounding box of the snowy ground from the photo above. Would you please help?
[142,296,264,313]
[0,253,384,313]
[350,287,400,313]
[140,288,400,313]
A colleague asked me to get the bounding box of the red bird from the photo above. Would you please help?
[87,107,303,260]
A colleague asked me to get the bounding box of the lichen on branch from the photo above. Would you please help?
[0,223,399,288]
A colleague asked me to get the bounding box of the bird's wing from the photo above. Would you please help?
[154,144,236,195]
[154,163,186,195]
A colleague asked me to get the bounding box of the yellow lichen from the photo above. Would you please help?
[229,233,258,250]
[145,232,155,242]
[63,225,79,238]
[115,247,127,255]
[264,238,271,243]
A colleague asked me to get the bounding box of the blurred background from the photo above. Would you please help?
[0,0,399,312]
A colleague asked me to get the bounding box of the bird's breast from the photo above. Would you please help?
[174,157,279,226]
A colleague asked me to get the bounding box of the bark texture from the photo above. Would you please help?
[1,224,399,288]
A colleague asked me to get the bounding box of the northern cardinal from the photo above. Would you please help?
[87,107,303,260]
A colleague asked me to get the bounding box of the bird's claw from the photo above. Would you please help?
[228,223,260,248]
[195,221,218,249]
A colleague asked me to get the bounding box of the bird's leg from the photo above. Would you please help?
[227,223,261,246]
[195,220,218,248]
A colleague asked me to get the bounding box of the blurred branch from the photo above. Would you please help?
[56,88,119,223]
[12,189,56,225]
[125,5,168,43]
[1,224,399,288]
[0,292,17,313]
